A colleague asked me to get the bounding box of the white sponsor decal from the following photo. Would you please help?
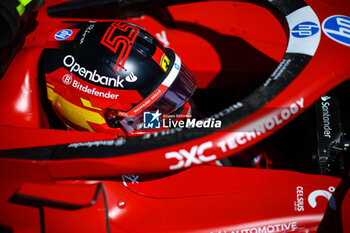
[217,98,304,153]
[263,59,291,87]
[211,221,298,233]
[320,96,332,138]
[63,55,124,88]
[294,186,304,211]
[142,128,183,139]
[286,6,321,56]
[121,174,139,187]
[71,79,119,100]
[212,102,243,119]
[321,95,331,102]
[165,142,216,170]
[62,74,73,85]
[156,30,170,47]
[308,186,336,209]
[125,72,137,82]
[80,24,94,45]
[68,139,126,148]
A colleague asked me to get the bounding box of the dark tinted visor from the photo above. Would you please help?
[119,61,196,133]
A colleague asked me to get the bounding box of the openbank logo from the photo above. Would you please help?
[63,55,124,88]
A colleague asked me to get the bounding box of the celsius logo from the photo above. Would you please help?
[322,15,350,47]
[165,142,216,170]
[294,186,304,211]
[308,186,336,210]
[63,55,124,88]
[143,110,161,129]
[291,21,320,38]
[62,74,72,85]
[54,29,73,40]
[321,95,332,138]
[125,72,137,82]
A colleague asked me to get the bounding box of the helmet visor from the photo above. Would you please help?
[119,54,196,134]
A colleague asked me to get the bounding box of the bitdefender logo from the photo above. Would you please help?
[143,110,161,129]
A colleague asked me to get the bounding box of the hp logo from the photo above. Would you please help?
[322,15,350,47]
[54,29,73,40]
[291,21,320,38]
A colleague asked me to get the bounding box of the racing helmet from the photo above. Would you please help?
[43,21,196,137]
